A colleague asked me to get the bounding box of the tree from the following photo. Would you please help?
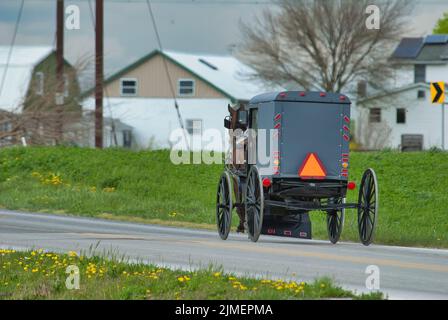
[434,12,448,34]
[236,0,413,93]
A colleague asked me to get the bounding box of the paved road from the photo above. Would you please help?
[1,209,447,299]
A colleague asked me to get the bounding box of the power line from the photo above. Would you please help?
[0,0,25,97]
[145,0,190,151]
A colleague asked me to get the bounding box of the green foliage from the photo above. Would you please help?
[433,12,448,34]
[0,147,447,248]
[0,249,382,300]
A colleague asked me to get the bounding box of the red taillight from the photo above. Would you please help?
[279,92,287,98]
[340,95,346,101]
[347,181,356,190]
[299,92,306,97]
[320,92,326,97]
[262,178,272,188]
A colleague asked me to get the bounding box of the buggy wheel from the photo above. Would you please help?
[216,172,233,240]
[326,198,345,244]
[244,166,264,243]
[357,169,379,246]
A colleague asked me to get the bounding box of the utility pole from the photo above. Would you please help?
[443,101,445,151]
[95,0,104,148]
[56,0,64,143]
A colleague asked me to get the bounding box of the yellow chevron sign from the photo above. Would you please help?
[431,82,445,104]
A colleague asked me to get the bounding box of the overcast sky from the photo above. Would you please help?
[1,0,447,79]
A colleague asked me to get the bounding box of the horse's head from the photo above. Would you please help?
[227,104,247,131]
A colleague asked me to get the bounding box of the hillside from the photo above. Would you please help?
[0,147,447,248]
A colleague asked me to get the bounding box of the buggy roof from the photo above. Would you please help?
[248,91,351,106]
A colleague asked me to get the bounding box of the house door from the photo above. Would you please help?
[401,134,423,152]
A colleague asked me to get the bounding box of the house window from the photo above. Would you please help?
[178,79,195,96]
[369,108,381,123]
[396,108,406,124]
[357,81,367,98]
[64,74,69,97]
[122,130,132,148]
[120,78,138,96]
[35,72,44,95]
[414,65,426,83]
[186,119,202,135]
[417,90,426,99]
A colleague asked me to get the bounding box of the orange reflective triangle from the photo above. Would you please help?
[298,153,327,179]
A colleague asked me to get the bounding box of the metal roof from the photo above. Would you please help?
[392,35,448,63]
[249,91,351,105]
[0,46,53,112]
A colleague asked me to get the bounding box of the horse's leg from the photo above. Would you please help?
[232,176,245,233]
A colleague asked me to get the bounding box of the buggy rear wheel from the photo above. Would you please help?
[357,169,379,246]
[244,166,264,242]
[326,198,345,244]
[216,172,232,240]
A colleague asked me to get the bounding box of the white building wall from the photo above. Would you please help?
[390,66,415,88]
[360,87,448,150]
[83,98,232,151]
[427,64,448,83]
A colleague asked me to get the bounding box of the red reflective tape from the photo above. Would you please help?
[343,125,350,132]
[274,114,282,121]
[343,134,350,142]
[284,230,292,236]
[341,173,348,177]
[342,158,349,163]
[344,116,350,124]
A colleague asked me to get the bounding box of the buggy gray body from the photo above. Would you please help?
[249,91,350,181]
[216,91,379,246]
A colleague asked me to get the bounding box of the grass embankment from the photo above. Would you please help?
[0,146,447,248]
[0,249,381,299]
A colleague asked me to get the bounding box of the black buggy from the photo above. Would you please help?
[216,91,378,246]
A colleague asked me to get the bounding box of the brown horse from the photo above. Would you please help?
[227,104,247,233]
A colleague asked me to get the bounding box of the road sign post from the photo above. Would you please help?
[430,82,446,150]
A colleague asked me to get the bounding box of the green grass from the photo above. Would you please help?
[0,146,447,248]
[0,249,382,300]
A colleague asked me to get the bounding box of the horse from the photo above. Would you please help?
[226,104,247,233]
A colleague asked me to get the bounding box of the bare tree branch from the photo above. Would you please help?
[236,0,414,93]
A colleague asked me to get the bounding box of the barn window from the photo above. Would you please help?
[414,65,426,83]
[369,108,381,123]
[120,78,138,96]
[64,74,69,97]
[417,90,426,99]
[122,130,132,148]
[178,79,195,96]
[186,119,202,135]
[396,108,406,124]
[35,72,44,95]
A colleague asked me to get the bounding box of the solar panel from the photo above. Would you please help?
[392,38,424,59]
[424,35,448,44]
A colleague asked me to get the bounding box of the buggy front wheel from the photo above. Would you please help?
[357,169,379,246]
[216,172,233,240]
[244,166,264,242]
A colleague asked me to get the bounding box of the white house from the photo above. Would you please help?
[82,49,278,151]
[357,35,448,150]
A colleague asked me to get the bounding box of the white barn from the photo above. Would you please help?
[82,50,280,151]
